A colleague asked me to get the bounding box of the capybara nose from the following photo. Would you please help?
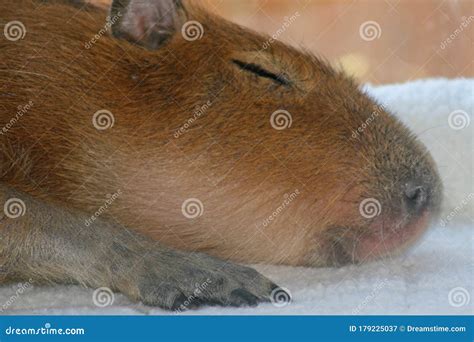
[403,182,428,214]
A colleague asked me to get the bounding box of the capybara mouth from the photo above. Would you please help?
[326,210,433,266]
[324,134,444,267]
[351,210,432,263]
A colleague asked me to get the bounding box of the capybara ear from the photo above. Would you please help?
[110,0,186,49]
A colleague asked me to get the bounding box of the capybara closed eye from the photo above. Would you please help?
[0,0,442,308]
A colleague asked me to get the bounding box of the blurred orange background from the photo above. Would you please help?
[90,0,473,84]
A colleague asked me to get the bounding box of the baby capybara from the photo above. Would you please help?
[0,0,442,309]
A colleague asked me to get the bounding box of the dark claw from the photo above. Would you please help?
[270,283,279,291]
[231,289,259,307]
[171,293,188,311]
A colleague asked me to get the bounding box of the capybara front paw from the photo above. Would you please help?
[123,250,278,310]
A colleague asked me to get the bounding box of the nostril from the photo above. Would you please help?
[404,183,428,212]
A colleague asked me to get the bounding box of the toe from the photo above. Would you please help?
[229,289,260,307]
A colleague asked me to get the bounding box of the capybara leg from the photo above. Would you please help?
[0,184,277,310]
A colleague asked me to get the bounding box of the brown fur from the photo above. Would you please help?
[0,0,442,308]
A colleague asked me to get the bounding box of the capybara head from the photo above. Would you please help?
[1,0,443,267]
